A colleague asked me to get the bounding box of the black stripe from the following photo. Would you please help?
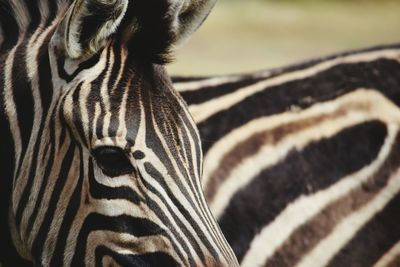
[95,245,179,267]
[217,121,387,262]
[124,73,141,145]
[327,194,400,267]
[88,159,141,204]
[71,214,166,266]
[12,43,35,169]
[0,58,33,267]
[37,30,55,114]
[197,58,400,154]
[0,1,19,51]
[25,0,41,33]
[172,76,209,83]
[107,87,124,138]
[180,76,266,105]
[56,52,101,83]
[58,100,69,149]
[72,82,89,147]
[107,42,122,94]
[45,0,58,26]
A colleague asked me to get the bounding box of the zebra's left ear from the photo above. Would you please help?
[54,0,128,59]
[171,0,217,45]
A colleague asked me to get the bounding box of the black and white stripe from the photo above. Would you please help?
[174,44,400,267]
[0,0,238,266]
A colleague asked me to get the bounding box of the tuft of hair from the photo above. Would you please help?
[118,0,178,64]
[79,0,127,56]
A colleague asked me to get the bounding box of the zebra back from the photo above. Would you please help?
[175,44,400,267]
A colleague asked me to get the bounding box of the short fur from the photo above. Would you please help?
[174,44,400,267]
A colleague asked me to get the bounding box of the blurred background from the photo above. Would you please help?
[167,0,400,76]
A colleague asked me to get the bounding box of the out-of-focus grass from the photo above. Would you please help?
[167,0,400,75]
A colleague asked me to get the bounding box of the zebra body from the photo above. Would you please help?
[174,44,400,267]
[0,0,238,266]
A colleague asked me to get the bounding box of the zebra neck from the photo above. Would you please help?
[0,0,71,51]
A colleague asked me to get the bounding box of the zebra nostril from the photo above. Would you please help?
[133,150,145,160]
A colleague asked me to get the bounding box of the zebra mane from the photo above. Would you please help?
[0,0,179,63]
[121,0,178,64]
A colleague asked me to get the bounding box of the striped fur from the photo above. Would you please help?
[174,44,400,267]
[0,0,238,266]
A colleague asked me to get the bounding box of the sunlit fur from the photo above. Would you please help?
[175,44,400,267]
[0,0,238,266]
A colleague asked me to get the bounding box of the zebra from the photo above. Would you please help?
[174,43,400,267]
[0,0,239,266]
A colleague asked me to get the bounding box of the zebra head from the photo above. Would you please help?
[5,0,238,266]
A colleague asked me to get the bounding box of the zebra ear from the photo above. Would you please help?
[171,0,217,45]
[56,0,128,59]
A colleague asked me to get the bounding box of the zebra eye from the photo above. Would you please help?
[92,146,134,177]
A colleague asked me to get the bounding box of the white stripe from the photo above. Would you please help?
[188,49,400,123]
[9,0,31,35]
[79,81,92,145]
[91,102,101,144]
[373,240,400,267]
[100,47,113,140]
[3,47,23,184]
[174,70,273,92]
[240,124,398,267]
[116,77,129,144]
[111,46,127,92]
[296,166,400,267]
[38,0,50,24]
